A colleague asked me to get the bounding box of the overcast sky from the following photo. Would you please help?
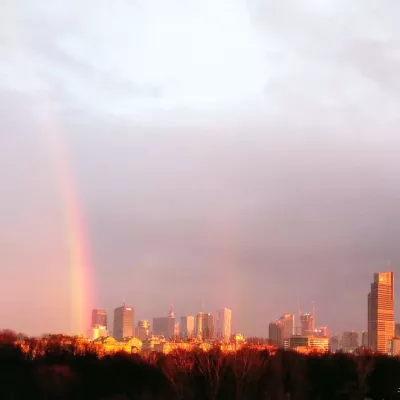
[1,0,400,337]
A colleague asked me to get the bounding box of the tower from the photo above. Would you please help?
[368,271,394,353]
[217,308,232,341]
[113,305,134,341]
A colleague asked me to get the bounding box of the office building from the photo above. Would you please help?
[113,305,134,341]
[361,331,368,348]
[196,312,215,340]
[341,331,359,352]
[330,334,340,352]
[288,335,330,352]
[135,320,151,341]
[368,271,394,353]
[91,309,107,328]
[180,316,195,339]
[217,308,232,341]
[153,306,176,339]
[300,313,314,336]
[278,313,295,339]
[269,321,283,346]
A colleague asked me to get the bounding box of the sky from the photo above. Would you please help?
[1,0,400,337]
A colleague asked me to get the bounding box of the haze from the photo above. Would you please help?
[1,0,400,337]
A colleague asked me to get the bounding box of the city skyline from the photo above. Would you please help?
[2,0,400,337]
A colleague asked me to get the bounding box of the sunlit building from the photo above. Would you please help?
[87,324,108,340]
[113,305,134,341]
[217,308,232,341]
[388,338,400,356]
[153,307,176,339]
[341,331,359,352]
[368,271,394,353]
[135,320,151,341]
[300,313,314,336]
[180,315,195,339]
[91,309,107,328]
[196,312,215,340]
[278,313,294,339]
[288,335,330,353]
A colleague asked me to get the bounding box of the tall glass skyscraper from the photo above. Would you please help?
[368,271,394,353]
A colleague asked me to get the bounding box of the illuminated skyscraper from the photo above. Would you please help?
[113,305,134,340]
[217,308,232,341]
[368,271,394,353]
[196,312,215,340]
[180,315,195,339]
[278,314,294,339]
[300,313,314,336]
[91,309,107,328]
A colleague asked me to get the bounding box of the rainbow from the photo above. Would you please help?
[44,128,94,336]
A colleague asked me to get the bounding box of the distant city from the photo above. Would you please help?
[86,270,400,355]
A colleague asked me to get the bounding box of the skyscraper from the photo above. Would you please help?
[269,321,283,346]
[395,323,400,337]
[361,330,368,347]
[300,313,314,336]
[196,312,215,340]
[153,306,176,339]
[368,271,394,353]
[278,314,294,339]
[217,308,232,341]
[113,305,134,341]
[91,309,107,328]
[180,316,195,339]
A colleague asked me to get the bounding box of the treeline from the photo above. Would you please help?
[1,331,400,399]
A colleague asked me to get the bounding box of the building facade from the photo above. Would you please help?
[278,314,294,339]
[180,316,195,339]
[196,312,215,340]
[113,305,134,341]
[269,321,283,347]
[300,313,315,336]
[153,317,175,339]
[91,309,107,328]
[341,331,359,352]
[217,308,232,341]
[135,320,151,341]
[368,271,394,353]
[361,330,368,348]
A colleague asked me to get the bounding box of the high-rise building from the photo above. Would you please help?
[368,271,394,353]
[91,309,107,328]
[217,308,232,341]
[330,334,340,352]
[341,331,359,352]
[180,316,195,339]
[153,306,176,339]
[361,330,368,347]
[135,320,151,341]
[395,323,400,337]
[113,305,134,341]
[300,313,314,336]
[196,312,215,340]
[269,321,283,346]
[278,314,295,339]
